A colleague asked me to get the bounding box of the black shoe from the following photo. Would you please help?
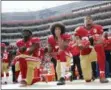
[85,80,92,83]
[13,81,18,84]
[79,76,83,80]
[100,78,109,83]
[4,82,7,84]
[92,76,95,81]
[57,77,65,85]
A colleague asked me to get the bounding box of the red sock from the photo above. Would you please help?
[100,71,105,79]
[18,58,27,79]
[95,44,105,77]
[31,68,41,85]
[34,68,40,78]
[1,73,4,77]
[6,73,9,77]
[31,77,41,85]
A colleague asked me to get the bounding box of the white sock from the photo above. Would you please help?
[60,62,66,78]
[6,77,9,83]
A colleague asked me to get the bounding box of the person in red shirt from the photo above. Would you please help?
[68,38,83,80]
[86,16,109,83]
[1,43,10,84]
[74,25,97,83]
[103,32,111,51]
[48,23,72,85]
[15,29,33,84]
[103,32,111,77]
[75,15,108,83]
[14,29,43,86]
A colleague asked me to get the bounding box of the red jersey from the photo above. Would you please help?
[57,47,72,62]
[75,26,92,55]
[48,35,59,53]
[104,37,111,51]
[88,24,104,42]
[48,33,71,59]
[16,37,40,55]
[68,41,80,56]
[88,24,103,35]
[2,51,9,63]
[32,48,44,59]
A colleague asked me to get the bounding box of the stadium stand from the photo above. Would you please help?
[1,1,111,46]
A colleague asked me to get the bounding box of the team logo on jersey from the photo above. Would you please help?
[93,29,97,33]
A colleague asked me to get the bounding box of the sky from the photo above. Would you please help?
[2,1,79,13]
